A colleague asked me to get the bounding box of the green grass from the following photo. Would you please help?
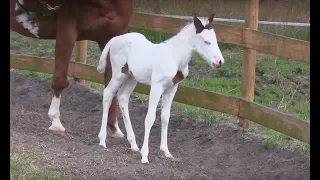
[10,151,69,180]
[263,139,275,149]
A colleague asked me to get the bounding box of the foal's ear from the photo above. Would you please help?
[205,13,215,28]
[208,14,215,24]
[193,14,204,34]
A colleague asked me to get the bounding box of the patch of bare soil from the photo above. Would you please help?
[291,75,310,97]
[10,71,309,180]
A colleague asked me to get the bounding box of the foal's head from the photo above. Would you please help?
[192,14,224,69]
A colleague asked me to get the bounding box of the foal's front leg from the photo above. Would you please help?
[140,83,165,163]
[160,84,178,158]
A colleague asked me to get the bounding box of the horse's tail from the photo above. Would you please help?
[97,39,113,74]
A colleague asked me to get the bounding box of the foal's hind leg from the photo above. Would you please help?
[117,76,139,152]
[98,74,127,148]
[160,84,178,158]
[101,45,124,139]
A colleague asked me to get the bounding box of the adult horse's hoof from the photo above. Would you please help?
[111,131,125,138]
[74,79,87,87]
[48,125,66,135]
[78,83,87,87]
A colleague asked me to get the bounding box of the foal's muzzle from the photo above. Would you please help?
[212,60,223,69]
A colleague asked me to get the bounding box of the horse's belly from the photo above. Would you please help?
[127,58,152,85]
[129,66,152,85]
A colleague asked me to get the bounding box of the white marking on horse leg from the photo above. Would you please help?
[140,84,164,163]
[48,95,65,133]
[117,77,139,152]
[160,85,178,158]
[111,120,125,138]
[98,75,126,148]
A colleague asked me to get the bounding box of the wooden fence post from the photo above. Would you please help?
[239,0,259,129]
[74,40,88,84]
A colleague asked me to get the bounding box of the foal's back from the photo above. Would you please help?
[112,33,159,85]
[111,32,178,85]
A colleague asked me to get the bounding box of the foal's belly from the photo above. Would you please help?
[127,55,153,85]
[128,65,153,85]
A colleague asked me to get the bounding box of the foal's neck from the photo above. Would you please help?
[162,23,196,69]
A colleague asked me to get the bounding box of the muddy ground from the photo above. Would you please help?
[10,71,310,180]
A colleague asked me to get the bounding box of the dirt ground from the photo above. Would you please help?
[10,71,310,180]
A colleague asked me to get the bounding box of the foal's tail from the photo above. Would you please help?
[97,39,113,74]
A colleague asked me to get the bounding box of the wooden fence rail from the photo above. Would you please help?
[10,53,310,144]
[129,12,310,64]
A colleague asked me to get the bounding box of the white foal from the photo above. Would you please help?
[97,14,224,163]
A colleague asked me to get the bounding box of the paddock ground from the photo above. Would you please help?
[10,71,310,180]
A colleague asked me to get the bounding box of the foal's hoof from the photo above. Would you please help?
[160,148,174,158]
[131,146,140,152]
[141,159,149,164]
[99,142,106,148]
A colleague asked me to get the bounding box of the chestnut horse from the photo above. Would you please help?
[10,0,134,137]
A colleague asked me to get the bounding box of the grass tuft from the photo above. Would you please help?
[263,139,275,149]
[10,151,69,180]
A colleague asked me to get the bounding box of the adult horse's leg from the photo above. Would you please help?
[48,11,77,134]
[99,43,124,138]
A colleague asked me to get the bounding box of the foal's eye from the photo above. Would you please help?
[204,41,211,45]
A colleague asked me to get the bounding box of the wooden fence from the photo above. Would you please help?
[10,54,310,144]
[9,0,310,144]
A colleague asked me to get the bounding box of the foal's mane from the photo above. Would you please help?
[161,17,210,44]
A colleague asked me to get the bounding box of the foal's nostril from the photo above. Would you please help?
[212,62,221,69]
[219,60,222,65]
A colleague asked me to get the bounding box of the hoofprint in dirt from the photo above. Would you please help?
[10,71,310,180]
